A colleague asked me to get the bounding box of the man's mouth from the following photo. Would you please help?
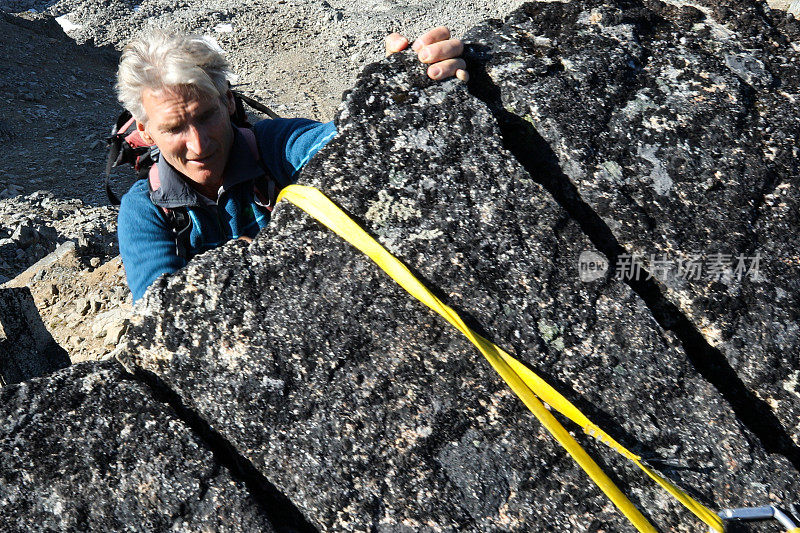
[188,152,215,164]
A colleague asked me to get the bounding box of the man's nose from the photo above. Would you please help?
[185,125,211,156]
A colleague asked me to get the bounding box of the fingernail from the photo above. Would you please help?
[420,49,430,61]
[412,40,421,51]
[430,67,441,78]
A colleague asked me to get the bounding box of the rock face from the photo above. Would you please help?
[0,360,278,531]
[4,249,133,363]
[116,0,800,531]
[464,0,800,451]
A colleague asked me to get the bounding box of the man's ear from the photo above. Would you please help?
[136,121,154,145]
[225,89,236,116]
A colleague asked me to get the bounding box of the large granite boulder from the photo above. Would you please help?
[0,360,280,531]
[464,0,800,441]
[117,0,800,531]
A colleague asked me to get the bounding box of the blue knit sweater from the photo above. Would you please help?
[118,118,337,302]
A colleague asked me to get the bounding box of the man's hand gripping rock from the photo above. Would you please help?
[385,26,468,82]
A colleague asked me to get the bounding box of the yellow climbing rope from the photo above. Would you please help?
[277,184,725,533]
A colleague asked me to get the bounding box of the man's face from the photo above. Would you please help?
[138,87,235,194]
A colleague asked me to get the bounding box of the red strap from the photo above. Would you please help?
[122,116,153,150]
[125,129,153,149]
[148,163,161,191]
[147,164,170,217]
[119,115,136,135]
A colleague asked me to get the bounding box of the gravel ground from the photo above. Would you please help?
[0,11,120,205]
[9,0,527,120]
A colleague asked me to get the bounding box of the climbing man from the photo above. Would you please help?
[116,27,468,301]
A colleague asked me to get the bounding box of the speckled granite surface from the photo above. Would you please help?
[118,1,800,530]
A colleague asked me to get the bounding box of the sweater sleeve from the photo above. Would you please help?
[252,118,337,187]
[118,180,187,302]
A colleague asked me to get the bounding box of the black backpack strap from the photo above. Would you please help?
[105,112,132,205]
[148,165,192,261]
[136,146,160,181]
[231,88,280,120]
[105,110,151,205]
[231,91,252,128]
[237,126,279,210]
[105,150,122,205]
[163,207,192,261]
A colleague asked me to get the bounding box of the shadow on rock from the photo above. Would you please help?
[0,286,69,385]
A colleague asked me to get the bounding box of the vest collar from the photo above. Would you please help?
[149,126,264,208]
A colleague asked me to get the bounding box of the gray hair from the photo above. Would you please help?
[116,29,233,123]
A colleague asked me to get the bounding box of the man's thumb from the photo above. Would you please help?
[385,33,409,56]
